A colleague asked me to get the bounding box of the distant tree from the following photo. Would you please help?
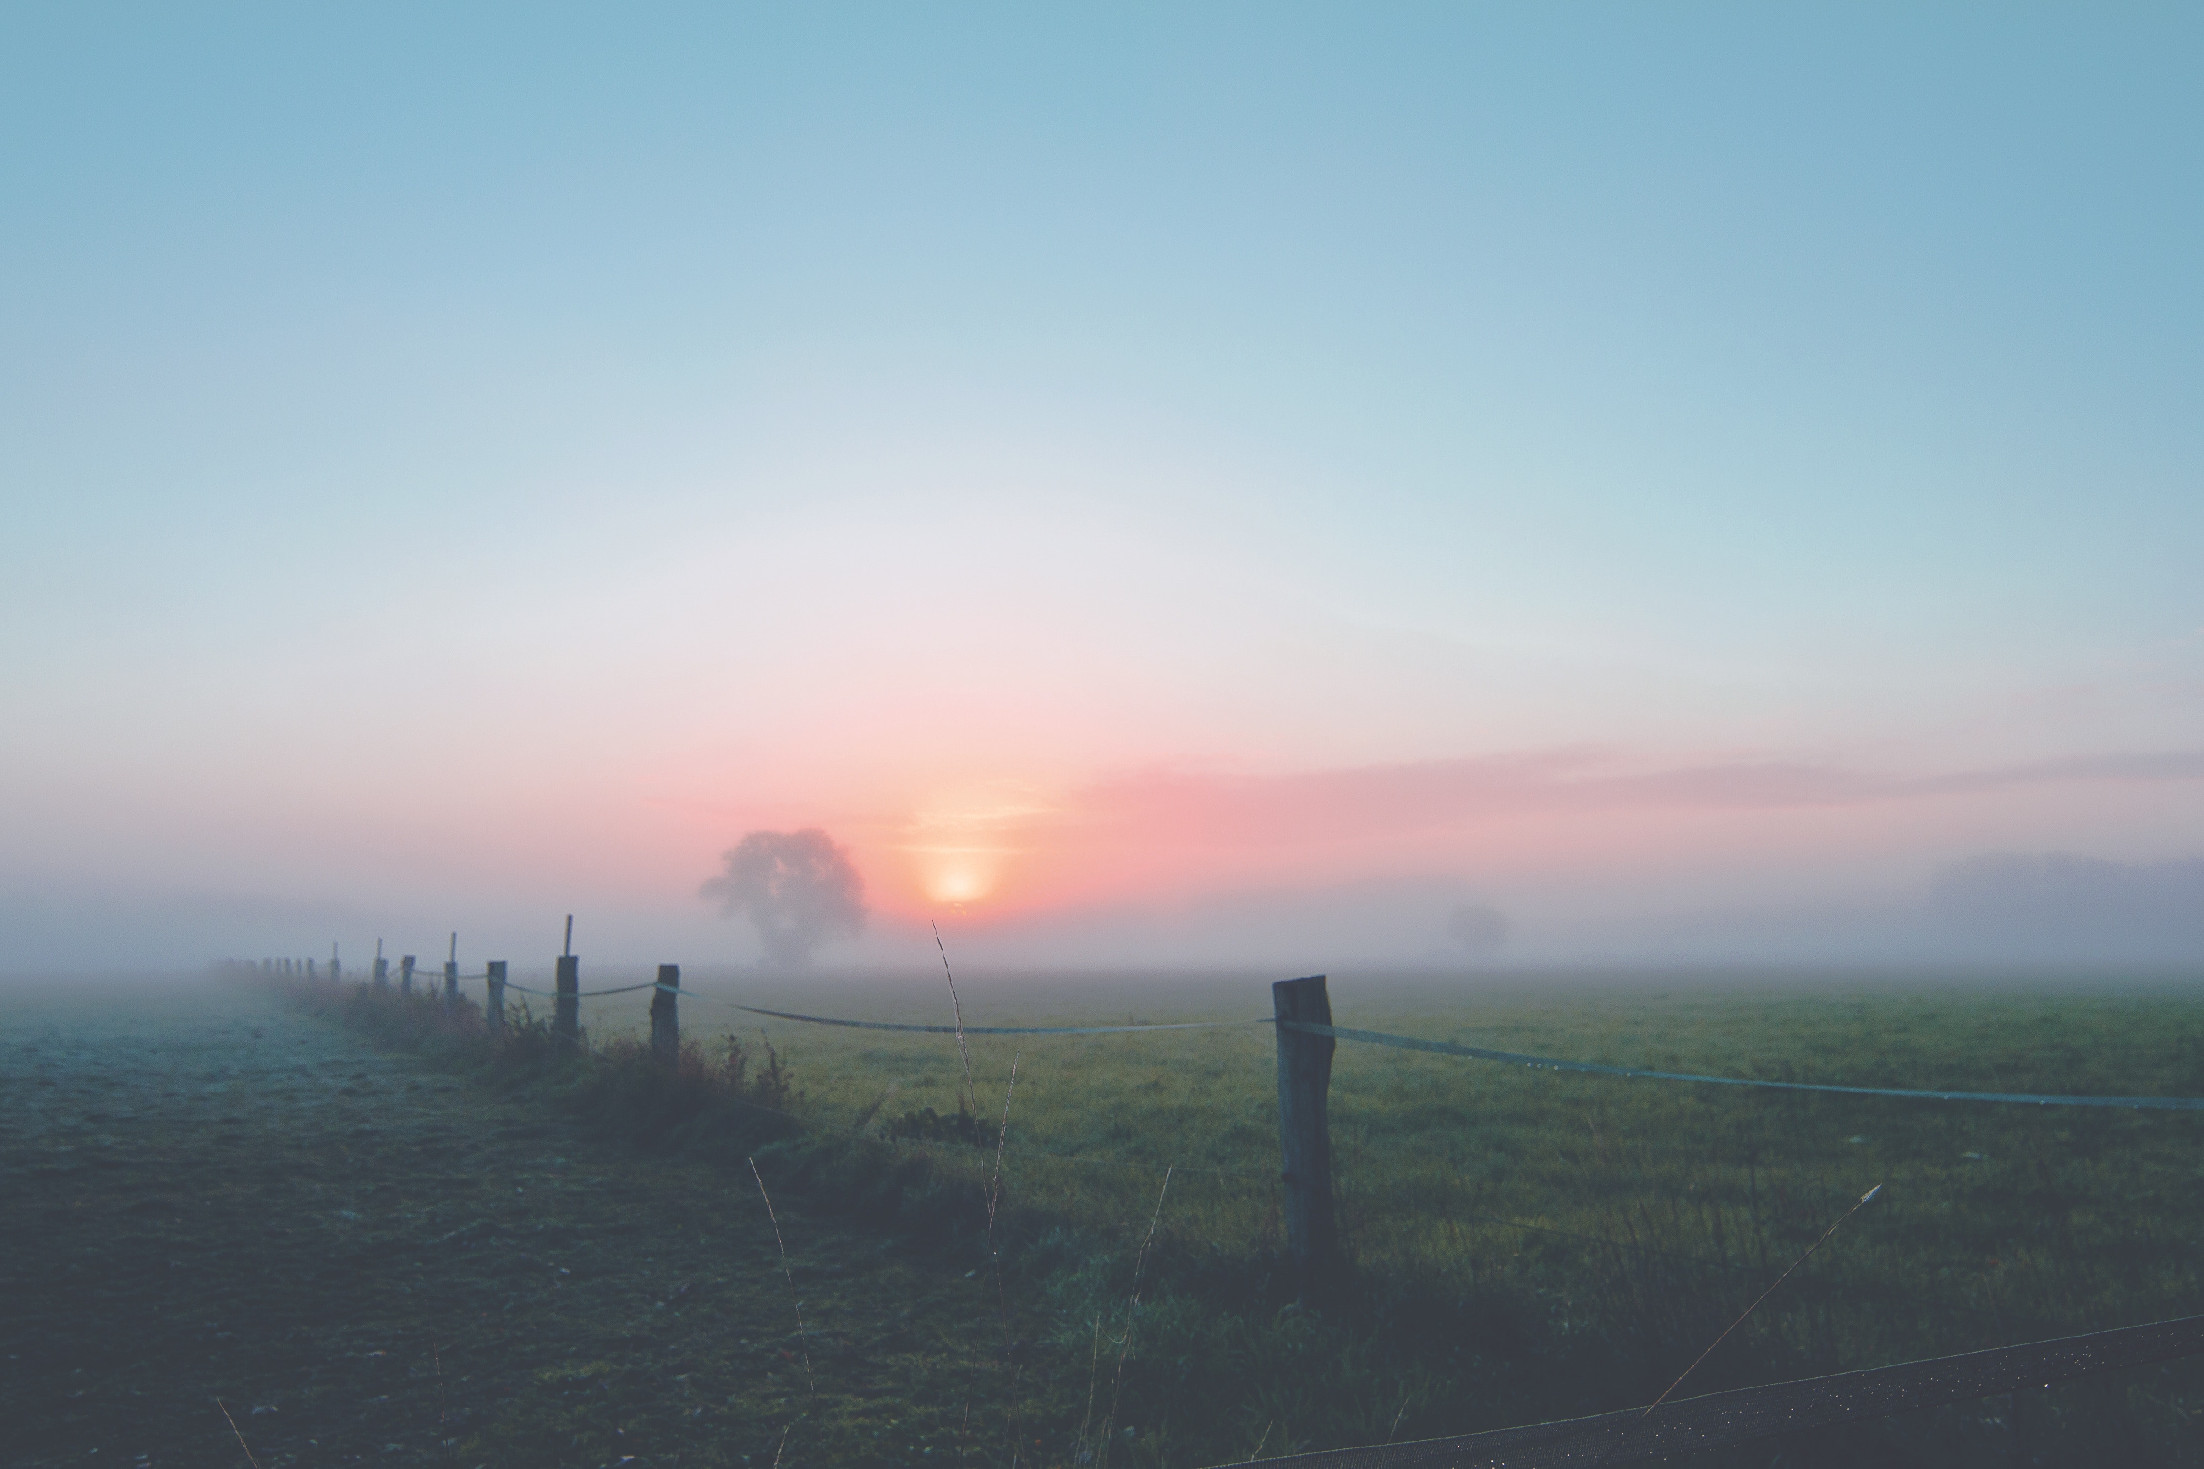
[1446,902,1509,957]
[700,828,866,967]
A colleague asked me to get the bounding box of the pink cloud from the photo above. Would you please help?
[1069,746,2204,843]
[914,745,2204,918]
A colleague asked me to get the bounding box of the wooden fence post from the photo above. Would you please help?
[400,955,416,995]
[554,955,580,1050]
[443,931,459,1009]
[373,956,388,988]
[1273,973,1342,1298]
[651,964,680,1063]
[485,960,507,1035]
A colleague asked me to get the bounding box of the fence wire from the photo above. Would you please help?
[265,960,2199,1458]
[1233,1312,2204,1467]
[352,965,2204,1111]
[1283,1020,2204,1111]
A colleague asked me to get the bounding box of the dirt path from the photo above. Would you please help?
[2,978,1038,1468]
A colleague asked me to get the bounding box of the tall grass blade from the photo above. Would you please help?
[749,1155,815,1392]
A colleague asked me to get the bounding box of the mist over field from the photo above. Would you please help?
[6,846,2203,976]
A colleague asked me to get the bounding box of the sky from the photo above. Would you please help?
[4,4,2201,973]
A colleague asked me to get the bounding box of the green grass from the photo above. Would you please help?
[1,975,1069,1469]
[646,967,2204,1464]
[13,965,2204,1467]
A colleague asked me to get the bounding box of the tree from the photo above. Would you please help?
[699,828,866,967]
[1446,902,1509,957]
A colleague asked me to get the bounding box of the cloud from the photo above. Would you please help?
[1046,746,2204,852]
[953,873,1505,967]
[1500,850,2204,966]
[1928,852,2204,960]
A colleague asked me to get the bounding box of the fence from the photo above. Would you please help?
[248,949,2204,1465]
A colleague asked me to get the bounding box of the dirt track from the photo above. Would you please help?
[1,977,1027,1468]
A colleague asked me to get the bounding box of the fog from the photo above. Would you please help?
[7,848,2198,979]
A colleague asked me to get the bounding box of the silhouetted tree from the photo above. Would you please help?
[1446,902,1509,957]
[700,828,866,966]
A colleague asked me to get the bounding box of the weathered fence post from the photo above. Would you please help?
[554,956,579,1048]
[400,954,416,995]
[373,945,388,989]
[650,964,680,1063]
[485,960,507,1036]
[443,931,459,1009]
[554,919,580,1049]
[1273,973,1342,1298]
[330,944,341,982]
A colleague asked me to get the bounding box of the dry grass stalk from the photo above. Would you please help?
[1596,1182,1884,1467]
[1075,1311,1105,1455]
[748,1155,816,1392]
[215,1398,263,1469]
[932,920,978,1114]
[986,1051,1024,1466]
[1095,1165,1174,1466]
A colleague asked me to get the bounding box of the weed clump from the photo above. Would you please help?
[267,972,799,1156]
[886,1102,995,1147]
[580,1032,799,1152]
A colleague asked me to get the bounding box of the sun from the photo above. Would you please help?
[902,784,1049,910]
[925,863,994,905]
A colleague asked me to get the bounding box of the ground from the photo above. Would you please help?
[11,968,2204,1468]
[1,978,1049,1469]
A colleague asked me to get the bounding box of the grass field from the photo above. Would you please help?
[0,978,1064,1468]
[661,967,2204,1463]
[8,966,2204,1466]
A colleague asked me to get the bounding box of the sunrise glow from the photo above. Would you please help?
[921,859,995,907]
[4,9,2200,970]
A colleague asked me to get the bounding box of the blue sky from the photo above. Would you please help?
[4,5,2200,969]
